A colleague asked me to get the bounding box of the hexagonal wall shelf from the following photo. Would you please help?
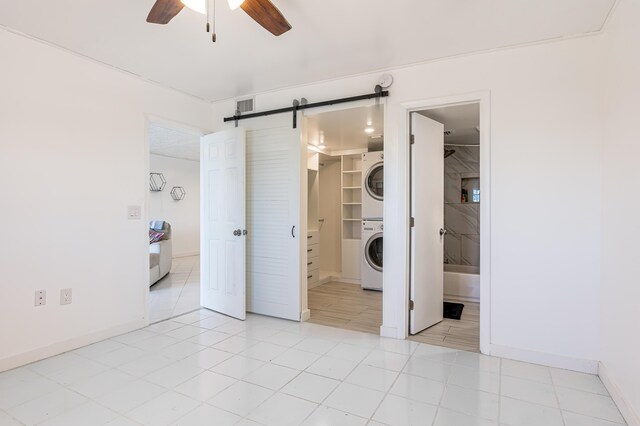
[170,186,186,201]
[149,173,166,192]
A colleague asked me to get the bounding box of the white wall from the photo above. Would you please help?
[149,154,200,257]
[601,0,640,422]
[319,159,342,275]
[0,29,211,371]
[210,34,605,370]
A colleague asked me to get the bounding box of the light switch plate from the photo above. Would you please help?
[128,205,141,220]
[60,288,72,305]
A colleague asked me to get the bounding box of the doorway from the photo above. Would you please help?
[146,120,203,323]
[408,101,486,353]
[303,104,385,335]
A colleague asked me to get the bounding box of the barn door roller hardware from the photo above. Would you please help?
[224,85,389,129]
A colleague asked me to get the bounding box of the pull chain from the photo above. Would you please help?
[205,0,210,32]
[211,0,217,42]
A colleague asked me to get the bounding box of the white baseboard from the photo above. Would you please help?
[380,325,402,339]
[333,278,361,285]
[300,309,311,321]
[308,280,324,289]
[490,344,598,374]
[313,276,361,288]
[444,294,480,303]
[173,251,199,258]
[318,272,336,286]
[317,272,361,286]
[0,319,146,373]
[599,362,640,426]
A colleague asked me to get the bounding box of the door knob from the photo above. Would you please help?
[233,229,242,236]
[439,228,447,241]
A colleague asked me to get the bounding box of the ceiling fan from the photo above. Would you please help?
[146,0,291,41]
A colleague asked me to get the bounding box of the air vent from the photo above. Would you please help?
[444,130,454,136]
[235,97,255,114]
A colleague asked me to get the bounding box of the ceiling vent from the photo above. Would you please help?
[235,97,255,114]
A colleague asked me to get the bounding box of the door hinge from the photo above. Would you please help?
[409,300,415,311]
[410,134,415,144]
[410,217,415,227]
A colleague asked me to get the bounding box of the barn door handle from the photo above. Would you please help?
[291,225,296,238]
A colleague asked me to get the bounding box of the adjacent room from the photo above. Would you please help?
[408,103,483,352]
[148,122,203,322]
[1,0,639,425]
[304,105,385,335]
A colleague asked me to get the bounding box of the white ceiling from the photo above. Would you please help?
[306,105,384,153]
[419,103,480,145]
[0,0,615,102]
[149,123,201,161]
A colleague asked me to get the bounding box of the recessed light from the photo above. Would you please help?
[364,127,375,134]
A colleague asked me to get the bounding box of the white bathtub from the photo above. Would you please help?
[444,264,480,302]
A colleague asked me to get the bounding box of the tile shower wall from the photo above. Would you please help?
[444,146,480,267]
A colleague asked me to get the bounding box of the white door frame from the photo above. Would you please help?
[399,91,491,354]
[301,100,387,326]
[143,114,208,326]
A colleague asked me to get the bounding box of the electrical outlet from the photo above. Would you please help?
[34,290,46,306]
[60,288,72,305]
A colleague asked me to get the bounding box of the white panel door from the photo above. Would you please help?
[246,117,302,321]
[410,113,445,334]
[200,128,246,320]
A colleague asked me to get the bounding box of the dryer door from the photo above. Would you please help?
[365,232,384,272]
[365,163,384,201]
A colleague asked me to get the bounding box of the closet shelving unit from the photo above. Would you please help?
[341,154,362,281]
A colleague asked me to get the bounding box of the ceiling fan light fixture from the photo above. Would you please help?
[228,0,246,10]
[181,0,206,14]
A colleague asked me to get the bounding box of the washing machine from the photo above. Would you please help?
[361,220,383,291]
[362,151,384,219]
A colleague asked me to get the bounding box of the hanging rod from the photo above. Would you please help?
[444,144,480,147]
[223,85,389,129]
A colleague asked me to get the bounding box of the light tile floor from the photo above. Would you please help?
[0,309,626,426]
[149,256,201,323]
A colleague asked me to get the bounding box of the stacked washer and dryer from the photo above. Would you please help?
[361,151,384,291]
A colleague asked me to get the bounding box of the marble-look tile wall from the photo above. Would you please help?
[444,146,480,267]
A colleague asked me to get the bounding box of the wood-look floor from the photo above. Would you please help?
[307,281,480,352]
[407,299,480,353]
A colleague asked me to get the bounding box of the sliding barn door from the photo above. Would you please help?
[246,116,303,321]
[200,128,246,320]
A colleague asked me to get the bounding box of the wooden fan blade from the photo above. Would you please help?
[147,0,185,24]
[240,0,292,36]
